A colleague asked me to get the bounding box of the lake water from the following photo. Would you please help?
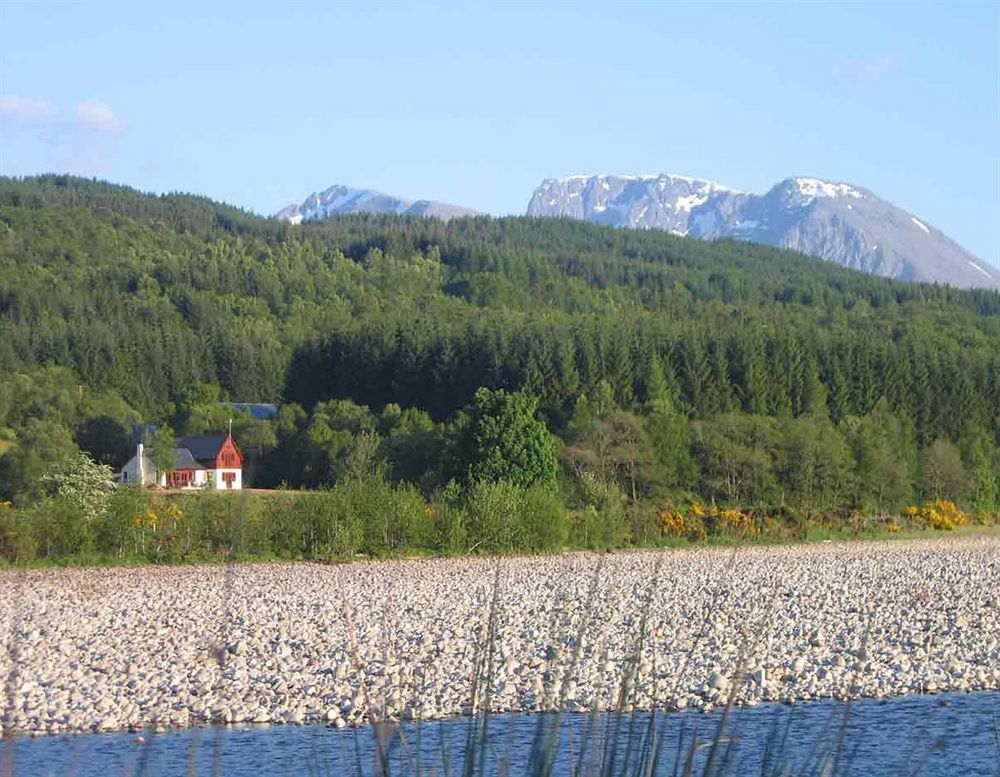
[6,691,999,777]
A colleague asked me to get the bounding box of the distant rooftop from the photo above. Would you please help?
[223,402,278,420]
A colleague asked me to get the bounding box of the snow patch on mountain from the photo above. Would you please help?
[968,261,994,279]
[793,178,863,200]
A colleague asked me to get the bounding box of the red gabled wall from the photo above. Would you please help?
[214,436,244,469]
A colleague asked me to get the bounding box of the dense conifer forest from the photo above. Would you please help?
[1,175,998,560]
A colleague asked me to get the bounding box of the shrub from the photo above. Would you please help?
[98,486,151,558]
[656,501,707,542]
[430,481,467,554]
[264,491,364,559]
[913,499,971,531]
[344,477,430,554]
[569,506,603,550]
[461,481,567,554]
[975,510,1000,526]
[572,473,627,549]
[465,480,526,552]
[718,507,757,537]
[519,486,568,552]
[38,451,115,525]
[0,501,36,562]
[626,501,661,545]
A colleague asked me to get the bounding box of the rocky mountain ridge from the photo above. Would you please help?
[275,184,477,224]
[527,173,998,289]
[275,175,998,289]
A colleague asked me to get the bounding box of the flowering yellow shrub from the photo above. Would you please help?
[133,509,158,529]
[719,508,756,535]
[915,499,971,531]
[657,502,707,542]
[129,502,190,557]
[658,504,685,536]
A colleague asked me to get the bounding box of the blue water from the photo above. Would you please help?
[6,692,999,777]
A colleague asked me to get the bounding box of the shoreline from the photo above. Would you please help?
[2,537,998,737]
[5,689,999,740]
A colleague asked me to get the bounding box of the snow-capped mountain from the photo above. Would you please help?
[527,174,999,289]
[276,184,477,224]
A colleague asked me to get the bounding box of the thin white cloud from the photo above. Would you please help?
[1,95,126,177]
[837,54,900,80]
[0,95,58,124]
[74,100,125,133]
[0,95,125,133]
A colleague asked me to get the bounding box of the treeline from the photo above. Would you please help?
[286,311,999,443]
[1,175,999,537]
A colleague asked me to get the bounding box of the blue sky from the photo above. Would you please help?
[1,1,998,265]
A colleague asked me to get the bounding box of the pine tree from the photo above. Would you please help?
[644,356,695,490]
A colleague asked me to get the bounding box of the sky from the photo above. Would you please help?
[1,1,998,265]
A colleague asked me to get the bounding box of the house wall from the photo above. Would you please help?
[118,453,157,486]
[209,468,242,490]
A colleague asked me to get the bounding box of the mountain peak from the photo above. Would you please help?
[276,184,477,223]
[527,172,998,289]
[784,177,865,200]
[546,172,741,192]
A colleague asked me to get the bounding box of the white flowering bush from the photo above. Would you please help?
[39,451,116,524]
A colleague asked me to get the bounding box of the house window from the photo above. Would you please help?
[222,472,236,488]
[167,471,193,488]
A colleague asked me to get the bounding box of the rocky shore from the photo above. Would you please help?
[2,537,998,736]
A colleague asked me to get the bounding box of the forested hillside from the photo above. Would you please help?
[1,175,998,530]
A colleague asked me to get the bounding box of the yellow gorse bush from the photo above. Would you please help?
[913,499,971,531]
[719,508,756,535]
[657,504,686,536]
[656,501,711,542]
[132,503,183,528]
[132,509,158,529]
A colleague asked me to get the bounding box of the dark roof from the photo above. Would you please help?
[225,402,278,420]
[171,448,205,470]
[177,434,228,462]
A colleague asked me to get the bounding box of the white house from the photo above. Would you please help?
[118,434,244,490]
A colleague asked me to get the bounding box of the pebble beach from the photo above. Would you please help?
[2,537,998,736]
